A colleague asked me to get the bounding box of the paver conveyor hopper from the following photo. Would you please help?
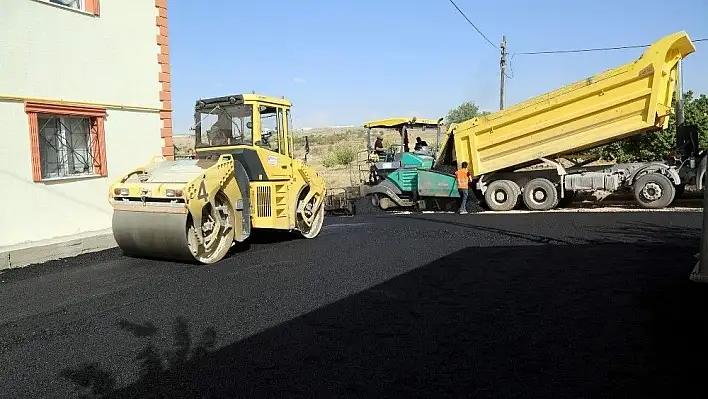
[108,94,327,264]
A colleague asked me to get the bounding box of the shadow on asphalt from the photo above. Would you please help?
[224,229,305,257]
[62,224,707,399]
[61,317,219,398]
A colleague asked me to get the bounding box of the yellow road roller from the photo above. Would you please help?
[108,93,327,264]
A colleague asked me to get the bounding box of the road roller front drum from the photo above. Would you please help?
[112,190,236,265]
[186,191,236,264]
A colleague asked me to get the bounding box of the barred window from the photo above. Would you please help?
[34,0,100,16]
[25,101,108,182]
[47,0,83,10]
[37,115,96,179]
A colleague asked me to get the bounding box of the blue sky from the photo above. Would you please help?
[169,0,708,134]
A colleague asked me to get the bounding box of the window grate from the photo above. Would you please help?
[37,114,98,179]
[47,0,83,10]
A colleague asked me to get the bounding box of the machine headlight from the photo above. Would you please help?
[113,188,129,196]
[165,189,184,197]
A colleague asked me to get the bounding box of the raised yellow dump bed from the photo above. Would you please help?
[443,31,696,176]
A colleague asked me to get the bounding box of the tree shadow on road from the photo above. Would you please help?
[61,317,217,398]
[63,223,707,398]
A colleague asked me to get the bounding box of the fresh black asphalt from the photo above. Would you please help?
[0,210,706,398]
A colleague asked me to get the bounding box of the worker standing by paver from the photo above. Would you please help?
[456,162,482,214]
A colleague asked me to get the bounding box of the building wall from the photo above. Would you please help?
[0,0,173,247]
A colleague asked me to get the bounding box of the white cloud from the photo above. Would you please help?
[293,77,306,83]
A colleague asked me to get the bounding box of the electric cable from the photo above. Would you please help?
[446,0,499,50]
[515,38,707,55]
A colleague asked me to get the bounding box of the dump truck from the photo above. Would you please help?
[108,93,327,264]
[365,31,700,212]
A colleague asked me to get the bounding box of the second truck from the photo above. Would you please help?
[363,30,701,212]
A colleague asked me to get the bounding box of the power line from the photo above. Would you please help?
[506,38,706,78]
[515,37,708,55]
[446,0,498,50]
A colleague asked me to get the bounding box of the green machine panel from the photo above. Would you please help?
[417,170,460,198]
[387,168,420,192]
[400,152,434,169]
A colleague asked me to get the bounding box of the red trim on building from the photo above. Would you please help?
[85,0,100,16]
[156,0,173,159]
[24,101,109,182]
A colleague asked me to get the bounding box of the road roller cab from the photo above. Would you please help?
[108,93,326,264]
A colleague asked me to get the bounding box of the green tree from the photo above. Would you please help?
[445,101,491,125]
[591,90,708,162]
[679,90,708,149]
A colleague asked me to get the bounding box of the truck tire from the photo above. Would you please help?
[484,179,520,211]
[633,173,675,209]
[522,178,559,211]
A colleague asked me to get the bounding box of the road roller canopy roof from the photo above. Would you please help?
[195,93,292,110]
[363,117,443,129]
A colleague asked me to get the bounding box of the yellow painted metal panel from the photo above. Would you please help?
[447,31,696,177]
[250,181,291,229]
[364,117,442,129]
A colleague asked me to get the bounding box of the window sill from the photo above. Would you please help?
[39,174,105,184]
[30,0,97,17]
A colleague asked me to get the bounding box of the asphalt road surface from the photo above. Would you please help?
[0,210,706,398]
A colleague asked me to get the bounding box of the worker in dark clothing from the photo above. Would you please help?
[372,133,387,159]
[373,135,384,152]
[369,133,386,183]
[414,136,428,151]
[414,136,429,154]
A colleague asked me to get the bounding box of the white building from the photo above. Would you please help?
[0,0,174,265]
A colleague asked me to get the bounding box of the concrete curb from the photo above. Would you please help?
[0,229,117,270]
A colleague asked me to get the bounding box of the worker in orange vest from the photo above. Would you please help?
[455,161,481,214]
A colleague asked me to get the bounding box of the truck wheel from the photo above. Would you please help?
[522,178,559,211]
[633,173,675,209]
[484,179,520,211]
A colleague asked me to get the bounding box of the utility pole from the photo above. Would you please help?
[499,35,507,110]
